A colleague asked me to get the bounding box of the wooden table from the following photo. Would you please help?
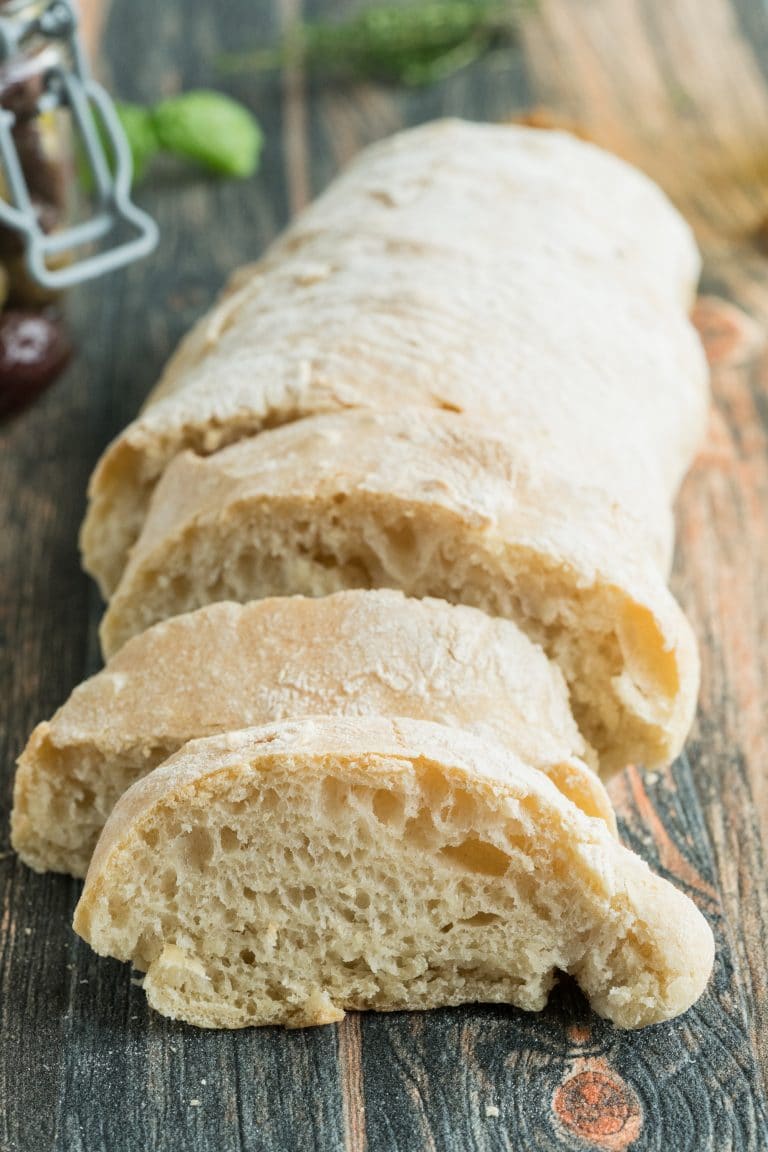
[1,1,767,1148]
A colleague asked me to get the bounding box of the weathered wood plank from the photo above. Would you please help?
[355,751,766,1152]
[521,0,768,1097]
[1,0,768,1148]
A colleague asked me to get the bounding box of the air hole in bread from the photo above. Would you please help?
[459,911,502,927]
[438,790,477,830]
[372,788,405,827]
[404,810,438,849]
[380,517,418,573]
[619,603,680,697]
[439,838,511,878]
[418,765,451,810]
[258,789,281,815]
[107,894,130,927]
[285,885,317,908]
[159,868,178,897]
[321,776,348,816]
[184,826,214,869]
[234,550,259,587]
[220,826,239,853]
[170,573,191,602]
[140,826,160,849]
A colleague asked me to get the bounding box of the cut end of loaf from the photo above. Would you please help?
[11,722,178,878]
[74,717,713,1031]
[81,439,153,599]
[11,590,616,877]
[80,118,708,602]
[99,415,699,778]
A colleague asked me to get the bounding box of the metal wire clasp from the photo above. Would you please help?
[0,0,158,288]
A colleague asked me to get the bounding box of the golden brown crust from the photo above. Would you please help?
[80,120,707,596]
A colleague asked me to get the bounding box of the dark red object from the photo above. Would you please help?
[0,309,72,419]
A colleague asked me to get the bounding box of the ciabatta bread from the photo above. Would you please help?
[80,120,707,596]
[13,591,611,877]
[73,716,714,1030]
[100,410,699,775]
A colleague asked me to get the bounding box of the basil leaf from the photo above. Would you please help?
[151,91,263,178]
[114,102,161,182]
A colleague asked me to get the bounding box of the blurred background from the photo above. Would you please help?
[5,0,768,422]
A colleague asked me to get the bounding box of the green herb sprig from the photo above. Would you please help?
[114,90,263,184]
[220,2,528,88]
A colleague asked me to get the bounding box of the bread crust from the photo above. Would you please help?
[80,120,708,596]
[99,409,699,774]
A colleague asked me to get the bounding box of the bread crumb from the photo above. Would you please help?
[24,927,32,935]
[485,1105,500,1118]
[189,1099,201,1108]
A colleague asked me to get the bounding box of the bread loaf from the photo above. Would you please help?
[13,591,611,877]
[100,409,699,775]
[73,716,714,1030]
[21,121,714,1032]
[80,120,707,597]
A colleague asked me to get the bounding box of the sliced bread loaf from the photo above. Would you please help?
[73,716,714,1030]
[13,590,610,877]
[80,120,707,596]
[100,410,699,775]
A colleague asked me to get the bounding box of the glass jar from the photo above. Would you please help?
[0,0,156,292]
[0,2,72,299]
[0,1,157,422]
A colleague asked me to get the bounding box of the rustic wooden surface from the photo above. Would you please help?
[1,0,768,1148]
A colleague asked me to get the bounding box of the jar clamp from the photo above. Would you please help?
[0,0,157,288]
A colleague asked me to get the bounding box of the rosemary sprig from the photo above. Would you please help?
[219,2,529,88]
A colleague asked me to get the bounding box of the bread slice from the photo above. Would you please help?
[73,716,714,1031]
[80,119,707,596]
[100,409,699,775]
[13,591,612,878]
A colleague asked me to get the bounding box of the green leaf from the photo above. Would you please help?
[114,102,160,182]
[150,91,263,178]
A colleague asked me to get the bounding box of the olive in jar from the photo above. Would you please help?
[0,308,71,418]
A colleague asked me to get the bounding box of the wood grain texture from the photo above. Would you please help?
[1,0,767,1148]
